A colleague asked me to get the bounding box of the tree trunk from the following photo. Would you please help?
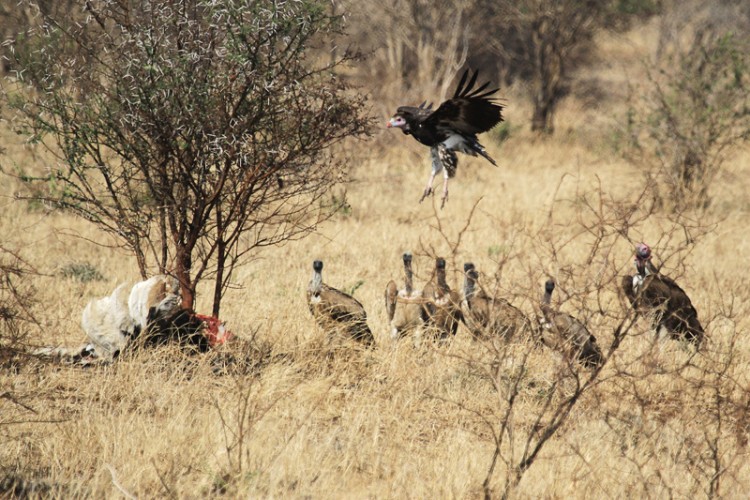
[211,204,227,317]
[531,15,562,135]
[212,240,225,317]
[531,99,554,134]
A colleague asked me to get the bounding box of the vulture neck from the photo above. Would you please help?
[541,287,553,319]
[404,266,414,295]
[636,258,657,277]
[437,270,449,291]
[309,271,323,294]
[464,275,477,299]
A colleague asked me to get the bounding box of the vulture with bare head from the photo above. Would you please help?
[461,263,531,341]
[539,279,603,369]
[621,243,704,347]
[385,252,429,342]
[387,69,504,207]
[307,260,374,347]
[422,258,463,340]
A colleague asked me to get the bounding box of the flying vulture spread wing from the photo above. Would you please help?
[387,69,504,207]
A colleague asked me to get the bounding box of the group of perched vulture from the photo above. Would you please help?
[307,243,705,368]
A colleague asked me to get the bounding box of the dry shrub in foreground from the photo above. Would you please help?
[0,245,41,405]
[2,172,749,498]
[412,178,747,498]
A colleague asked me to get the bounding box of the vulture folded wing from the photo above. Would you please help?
[319,287,367,323]
[421,282,437,318]
[554,314,603,369]
[385,280,398,322]
[621,275,637,306]
[649,276,704,343]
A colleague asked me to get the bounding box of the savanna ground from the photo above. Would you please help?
[2,17,750,499]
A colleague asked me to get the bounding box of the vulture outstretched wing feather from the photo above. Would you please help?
[387,69,505,207]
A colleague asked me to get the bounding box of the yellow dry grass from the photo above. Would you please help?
[2,22,750,499]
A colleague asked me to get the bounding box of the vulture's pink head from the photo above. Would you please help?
[387,115,407,129]
[634,243,652,274]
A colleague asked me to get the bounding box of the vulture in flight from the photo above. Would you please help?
[307,260,374,347]
[621,243,704,347]
[387,69,504,207]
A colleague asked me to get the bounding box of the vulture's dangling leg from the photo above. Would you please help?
[438,145,457,209]
[420,147,443,204]
[420,172,437,203]
[440,169,450,208]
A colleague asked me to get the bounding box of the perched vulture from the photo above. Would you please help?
[621,243,704,347]
[307,260,374,346]
[385,252,430,341]
[539,279,603,369]
[387,69,504,207]
[422,258,463,340]
[461,263,531,341]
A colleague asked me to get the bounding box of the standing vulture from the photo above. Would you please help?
[307,260,374,346]
[385,252,429,341]
[539,279,603,369]
[621,243,704,347]
[422,258,463,340]
[461,263,531,341]
[387,69,504,207]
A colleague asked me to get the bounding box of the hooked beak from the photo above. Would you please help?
[386,121,392,128]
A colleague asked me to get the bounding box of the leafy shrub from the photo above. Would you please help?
[627,31,750,210]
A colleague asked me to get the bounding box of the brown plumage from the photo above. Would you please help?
[307,260,374,346]
[621,243,704,347]
[385,252,429,341]
[461,263,531,341]
[422,257,463,340]
[539,279,603,369]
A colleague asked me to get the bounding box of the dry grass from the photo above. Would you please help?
[2,21,750,499]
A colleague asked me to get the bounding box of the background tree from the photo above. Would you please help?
[0,0,79,74]
[343,0,658,135]
[4,0,371,315]
[626,2,750,210]
[492,0,659,134]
